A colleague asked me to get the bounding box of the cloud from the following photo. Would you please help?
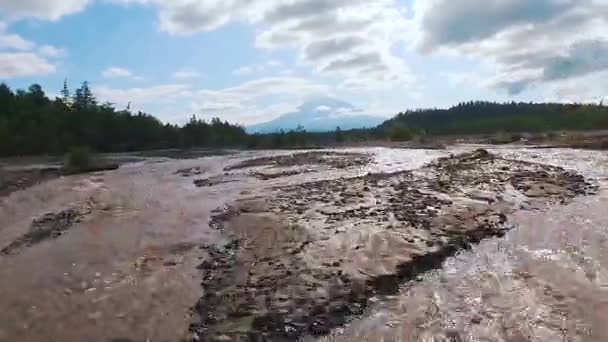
[0,22,63,78]
[94,83,192,108]
[414,0,608,98]
[172,70,202,80]
[0,32,34,50]
[38,45,66,58]
[304,36,367,61]
[417,0,578,52]
[542,70,608,104]
[113,0,413,90]
[0,0,90,21]
[0,24,65,56]
[102,67,143,80]
[261,0,367,24]
[0,52,55,78]
[542,40,608,81]
[232,60,283,76]
[323,52,383,72]
[194,77,330,124]
[316,105,332,112]
[253,1,412,89]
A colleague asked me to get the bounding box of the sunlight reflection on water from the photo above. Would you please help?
[320,147,608,342]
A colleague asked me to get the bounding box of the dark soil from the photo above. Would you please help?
[189,149,596,341]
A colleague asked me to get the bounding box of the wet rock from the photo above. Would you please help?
[224,151,372,171]
[253,169,315,180]
[175,166,204,177]
[194,176,238,188]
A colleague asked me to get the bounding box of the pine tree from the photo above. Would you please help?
[73,81,97,109]
[60,78,71,104]
[82,81,96,107]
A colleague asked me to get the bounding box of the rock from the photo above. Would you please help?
[196,260,213,270]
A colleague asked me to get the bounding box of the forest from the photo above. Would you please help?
[0,82,247,156]
[1,82,607,157]
[379,101,608,135]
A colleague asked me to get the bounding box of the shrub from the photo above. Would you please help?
[64,146,119,175]
[65,146,94,172]
[389,124,414,142]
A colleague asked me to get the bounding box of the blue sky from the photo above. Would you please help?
[1,0,607,125]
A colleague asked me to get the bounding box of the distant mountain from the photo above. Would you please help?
[247,97,386,133]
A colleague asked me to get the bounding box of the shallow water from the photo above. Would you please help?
[321,147,608,342]
[0,146,606,341]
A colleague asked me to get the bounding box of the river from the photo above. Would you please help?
[0,146,606,341]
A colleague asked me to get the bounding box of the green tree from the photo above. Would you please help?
[389,124,414,141]
[73,81,96,109]
[60,78,71,106]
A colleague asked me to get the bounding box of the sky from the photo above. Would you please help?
[0,0,607,125]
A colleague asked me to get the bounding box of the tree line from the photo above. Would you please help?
[2,83,608,157]
[0,82,248,157]
[378,100,608,136]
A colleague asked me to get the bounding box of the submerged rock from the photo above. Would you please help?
[1,207,87,256]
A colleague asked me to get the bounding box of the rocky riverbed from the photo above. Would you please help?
[0,147,605,342]
[188,149,596,341]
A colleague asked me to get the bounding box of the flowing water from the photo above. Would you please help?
[0,147,607,341]
[321,147,608,342]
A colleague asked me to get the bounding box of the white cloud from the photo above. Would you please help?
[172,70,202,80]
[102,67,143,80]
[540,70,608,104]
[413,0,608,101]
[87,76,330,124]
[94,83,192,109]
[112,0,413,90]
[0,32,34,50]
[0,0,90,21]
[194,76,331,124]
[232,60,284,76]
[38,45,66,58]
[316,105,332,112]
[0,23,64,78]
[0,52,55,78]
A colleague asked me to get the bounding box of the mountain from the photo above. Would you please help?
[247,97,386,133]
